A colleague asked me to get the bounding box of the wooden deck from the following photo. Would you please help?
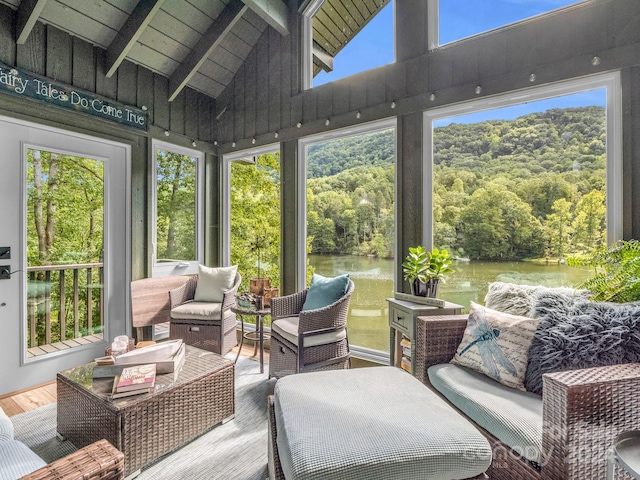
[1,342,268,417]
[27,333,105,358]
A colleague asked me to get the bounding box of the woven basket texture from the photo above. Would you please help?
[169,273,241,355]
[20,439,124,480]
[56,346,235,476]
[170,309,237,355]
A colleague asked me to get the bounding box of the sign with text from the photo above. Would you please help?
[0,61,147,130]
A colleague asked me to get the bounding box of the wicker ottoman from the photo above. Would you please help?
[268,366,491,480]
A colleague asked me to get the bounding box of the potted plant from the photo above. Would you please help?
[402,246,453,298]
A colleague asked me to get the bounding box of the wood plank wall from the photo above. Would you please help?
[0,5,218,148]
[0,5,222,280]
[215,0,640,152]
[214,0,640,287]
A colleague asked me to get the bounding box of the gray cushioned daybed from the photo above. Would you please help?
[268,366,491,480]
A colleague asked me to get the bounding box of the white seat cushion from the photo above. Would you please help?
[271,316,346,347]
[0,407,13,442]
[275,366,491,480]
[0,440,46,480]
[171,301,222,320]
[429,363,543,464]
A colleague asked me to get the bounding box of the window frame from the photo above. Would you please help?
[422,71,623,250]
[298,118,398,290]
[298,118,397,365]
[301,0,324,91]
[301,0,396,90]
[427,0,589,50]
[222,143,281,268]
[151,140,204,277]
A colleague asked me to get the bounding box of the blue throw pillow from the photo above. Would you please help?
[302,273,350,311]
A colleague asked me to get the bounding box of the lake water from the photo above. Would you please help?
[309,254,592,352]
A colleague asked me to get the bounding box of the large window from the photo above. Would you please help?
[151,141,203,278]
[429,0,586,49]
[424,73,622,309]
[226,147,281,296]
[302,0,394,89]
[223,144,281,329]
[299,120,396,359]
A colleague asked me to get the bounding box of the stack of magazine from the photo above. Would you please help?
[94,339,186,379]
[111,363,156,399]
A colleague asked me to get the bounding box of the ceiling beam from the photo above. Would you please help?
[106,0,166,78]
[243,0,290,36]
[313,42,333,72]
[168,0,247,102]
[16,0,48,44]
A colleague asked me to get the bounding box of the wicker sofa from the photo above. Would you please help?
[414,314,640,480]
[0,406,123,480]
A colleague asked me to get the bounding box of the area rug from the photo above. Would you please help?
[11,355,275,480]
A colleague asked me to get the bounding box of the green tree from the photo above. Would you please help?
[230,153,281,292]
[156,151,196,261]
[545,198,573,258]
[26,149,105,345]
[460,184,545,259]
[516,174,575,220]
[572,190,606,250]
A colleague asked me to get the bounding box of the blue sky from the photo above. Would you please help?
[313,0,604,124]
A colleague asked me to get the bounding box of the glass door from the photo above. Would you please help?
[0,115,130,396]
[25,148,106,356]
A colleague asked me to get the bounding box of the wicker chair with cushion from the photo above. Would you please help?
[414,314,640,480]
[169,266,241,355]
[268,275,354,378]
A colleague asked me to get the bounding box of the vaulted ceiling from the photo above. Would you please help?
[0,0,389,100]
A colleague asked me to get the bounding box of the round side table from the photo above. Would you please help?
[232,306,271,374]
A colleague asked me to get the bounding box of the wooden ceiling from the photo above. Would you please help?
[0,0,389,99]
[312,0,389,75]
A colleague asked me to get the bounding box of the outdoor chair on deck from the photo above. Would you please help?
[169,266,241,355]
[268,275,354,378]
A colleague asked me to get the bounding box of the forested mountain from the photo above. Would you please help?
[307,129,395,177]
[306,106,606,260]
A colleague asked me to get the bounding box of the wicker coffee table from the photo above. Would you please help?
[57,345,235,477]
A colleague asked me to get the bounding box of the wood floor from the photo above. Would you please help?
[0,342,268,417]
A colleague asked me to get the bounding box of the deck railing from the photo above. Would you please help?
[27,263,104,348]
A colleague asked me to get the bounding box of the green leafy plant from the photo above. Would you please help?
[402,246,454,285]
[402,246,429,284]
[426,247,454,282]
[567,239,640,302]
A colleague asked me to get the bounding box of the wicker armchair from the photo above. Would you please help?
[20,440,124,480]
[268,280,354,378]
[414,314,640,480]
[169,272,241,355]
